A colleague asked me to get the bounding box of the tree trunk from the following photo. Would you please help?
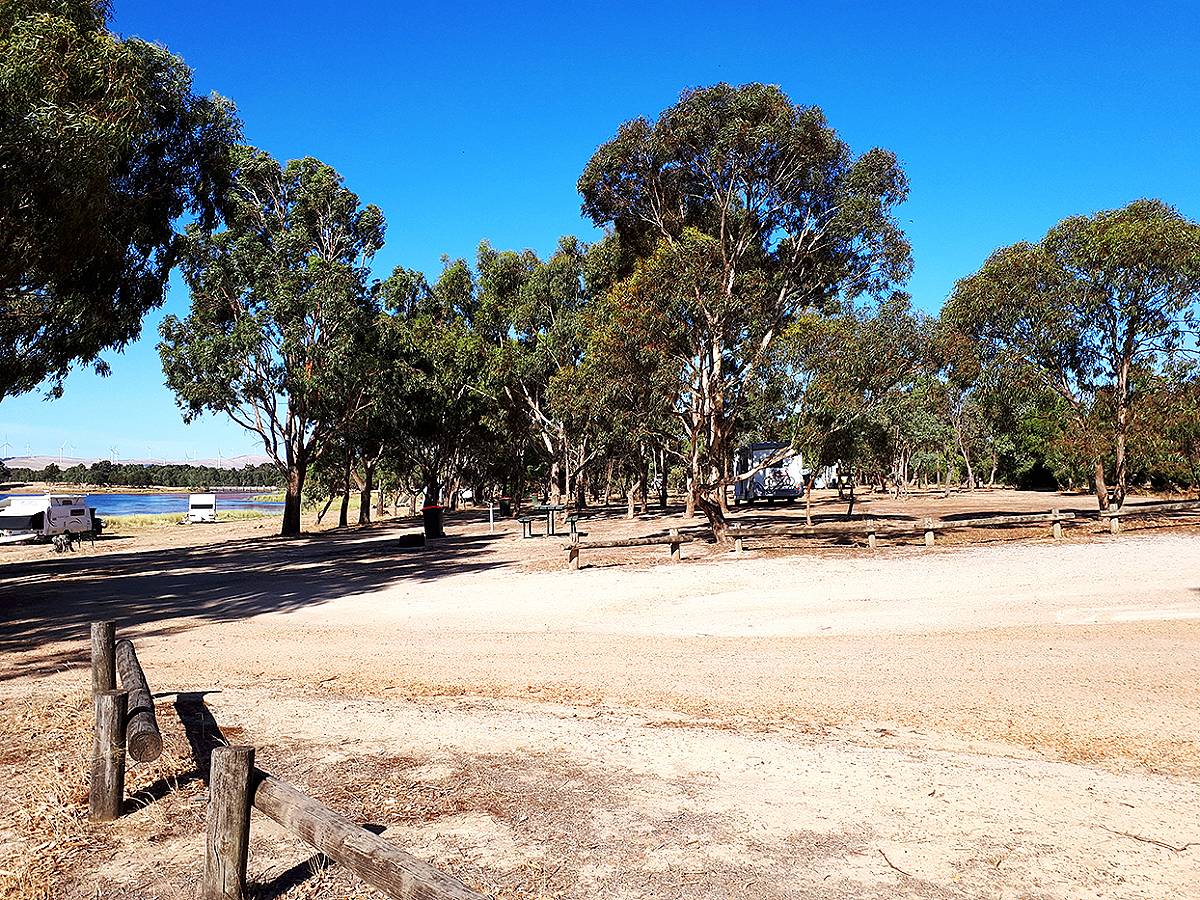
[337,449,351,528]
[316,496,333,525]
[658,447,668,510]
[804,473,815,526]
[281,453,306,537]
[637,457,649,516]
[696,489,729,543]
[958,433,975,491]
[425,475,441,508]
[625,481,636,519]
[1114,366,1129,509]
[1093,459,1110,511]
[548,459,562,507]
[358,463,374,525]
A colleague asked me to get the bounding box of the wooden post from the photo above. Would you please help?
[204,746,255,900]
[923,518,935,547]
[251,770,485,899]
[568,533,580,571]
[90,690,127,822]
[91,621,116,695]
[1052,509,1062,540]
[1110,513,1120,534]
[669,528,681,562]
[115,639,162,762]
[733,525,743,557]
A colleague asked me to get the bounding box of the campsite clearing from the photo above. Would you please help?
[1,490,1198,898]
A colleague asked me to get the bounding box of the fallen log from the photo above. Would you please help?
[115,639,162,762]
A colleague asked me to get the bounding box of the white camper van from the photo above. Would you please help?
[0,494,95,543]
[732,443,808,505]
[186,493,217,523]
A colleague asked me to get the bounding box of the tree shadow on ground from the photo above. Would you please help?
[0,524,505,679]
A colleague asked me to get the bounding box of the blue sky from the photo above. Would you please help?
[4,0,1198,462]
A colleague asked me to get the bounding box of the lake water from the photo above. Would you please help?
[0,492,284,517]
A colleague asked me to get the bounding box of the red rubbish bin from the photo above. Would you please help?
[421,504,444,539]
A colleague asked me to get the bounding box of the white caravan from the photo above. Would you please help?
[732,443,808,505]
[186,493,217,523]
[0,494,95,543]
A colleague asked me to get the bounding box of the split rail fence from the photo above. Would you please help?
[87,621,484,900]
[562,500,1200,569]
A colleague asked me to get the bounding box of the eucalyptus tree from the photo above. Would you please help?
[754,293,931,519]
[578,83,911,539]
[376,260,493,511]
[550,258,680,514]
[473,238,594,505]
[0,0,239,402]
[943,199,1200,509]
[159,148,385,535]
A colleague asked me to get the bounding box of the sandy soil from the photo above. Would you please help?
[1,490,1198,898]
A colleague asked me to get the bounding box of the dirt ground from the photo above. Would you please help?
[1,489,1199,899]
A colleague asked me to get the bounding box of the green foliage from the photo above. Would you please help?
[943,199,1200,504]
[375,259,494,505]
[158,147,384,533]
[578,83,911,530]
[6,461,281,488]
[0,0,240,401]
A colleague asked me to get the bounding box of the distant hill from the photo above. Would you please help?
[3,454,273,469]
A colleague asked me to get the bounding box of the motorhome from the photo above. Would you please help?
[186,493,217,523]
[732,443,808,505]
[0,494,95,543]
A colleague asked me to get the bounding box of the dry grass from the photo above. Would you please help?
[0,688,203,900]
[104,510,273,530]
[0,690,97,900]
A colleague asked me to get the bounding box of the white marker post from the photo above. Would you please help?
[489,503,495,534]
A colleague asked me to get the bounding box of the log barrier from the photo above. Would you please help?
[556,504,1196,569]
[91,620,115,695]
[89,689,127,822]
[85,623,485,899]
[202,747,486,900]
[565,529,701,569]
[115,638,162,762]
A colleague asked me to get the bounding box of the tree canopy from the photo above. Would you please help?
[0,0,239,401]
[943,199,1200,507]
[158,147,384,534]
[578,83,911,538]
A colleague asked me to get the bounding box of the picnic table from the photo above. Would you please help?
[528,504,565,537]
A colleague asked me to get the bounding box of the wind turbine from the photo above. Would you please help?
[59,441,73,465]
[109,445,120,462]
[1,436,11,459]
